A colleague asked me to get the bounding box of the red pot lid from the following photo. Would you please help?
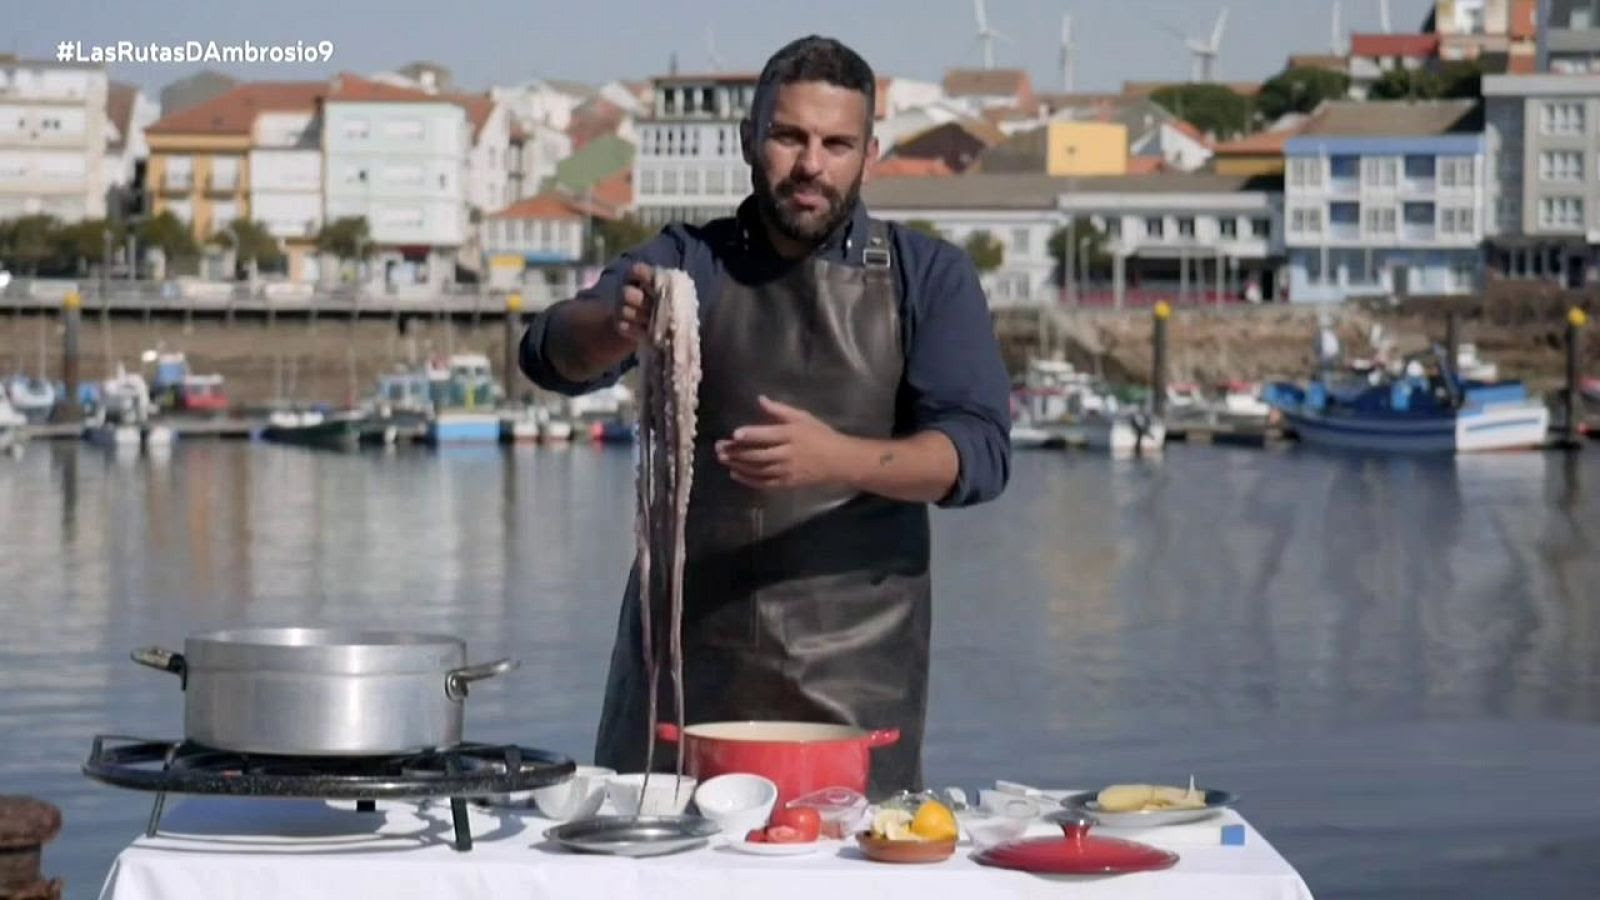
[975,818,1178,875]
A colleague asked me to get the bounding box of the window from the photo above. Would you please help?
[1539,196,1584,228]
[1291,208,1323,234]
[1451,258,1477,290]
[1011,228,1030,255]
[1330,155,1359,180]
[384,163,424,186]
[1403,201,1436,225]
[661,169,679,194]
[1304,251,1323,284]
[683,169,700,194]
[700,87,715,114]
[1540,151,1582,182]
[1362,157,1399,188]
[342,117,370,139]
[211,201,238,228]
[0,153,25,177]
[1145,217,1164,238]
[1364,206,1397,234]
[663,88,677,115]
[1252,217,1271,238]
[1104,217,1121,238]
[1439,157,1475,187]
[705,167,725,194]
[640,170,657,194]
[539,220,552,244]
[1330,202,1359,226]
[1404,155,1436,179]
[380,207,424,229]
[1289,158,1323,188]
[1440,207,1475,234]
[1541,101,1585,136]
[1177,217,1195,238]
[1219,218,1238,239]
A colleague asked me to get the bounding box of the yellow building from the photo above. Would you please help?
[1045,122,1128,177]
[1210,128,1297,177]
[144,83,324,274]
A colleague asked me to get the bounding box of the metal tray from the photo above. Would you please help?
[1059,789,1236,829]
[543,815,720,857]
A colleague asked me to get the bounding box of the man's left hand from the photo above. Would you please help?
[715,395,853,490]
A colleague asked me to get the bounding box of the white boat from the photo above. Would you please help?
[1080,411,1167,456]
[6,376,56,424]
[1218,380,1272,421]
[537,406,574,443]
[1456,343,1498,382]
[0,395,26,452]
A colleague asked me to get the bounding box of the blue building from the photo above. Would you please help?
[1283,100,1485,303]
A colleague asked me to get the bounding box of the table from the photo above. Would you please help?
[98,793,1315,900]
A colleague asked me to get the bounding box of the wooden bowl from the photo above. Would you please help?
[855,832,958,864]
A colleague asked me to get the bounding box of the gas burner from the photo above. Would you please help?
[83,735,574,851]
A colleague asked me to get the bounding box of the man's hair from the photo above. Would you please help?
[750,36,876,133]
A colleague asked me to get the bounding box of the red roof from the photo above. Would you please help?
[1125,156,1167,175]
[1213,129,1295,155]
[147,81,324,136]
[1350,34,1441,58]
[589,169,632,213]
[326,72,442,104]
[567,97,626,151]
[869,156,954,177]
[443,92,496,141]
[489,193,585,221]
[1166,118,1212,147]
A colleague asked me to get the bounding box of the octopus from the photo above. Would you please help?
[635,268,700,808]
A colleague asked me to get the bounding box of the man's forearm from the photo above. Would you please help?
[837,430,960,504]
[543,298,634,384]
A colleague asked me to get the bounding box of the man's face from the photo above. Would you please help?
[745,81,879,246]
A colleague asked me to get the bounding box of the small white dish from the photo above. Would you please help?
[530,765,615,821]
[607,773,698,817]
[693,773,778,838]
[726,837,827,856]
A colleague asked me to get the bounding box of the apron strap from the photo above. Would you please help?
[863,219,892,270]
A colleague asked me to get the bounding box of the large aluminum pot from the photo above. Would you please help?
[656,721,899,807]
[133,628,519,756]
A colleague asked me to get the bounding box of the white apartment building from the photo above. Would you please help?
[0,57,109,222]
[633,73,758,227]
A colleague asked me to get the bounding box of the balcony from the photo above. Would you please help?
[1327,177,1360,197]
[1403,224,1437,242]
[1329,223,1360,242]
[161,172,193,193]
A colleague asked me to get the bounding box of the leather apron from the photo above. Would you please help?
[594,219,932,797]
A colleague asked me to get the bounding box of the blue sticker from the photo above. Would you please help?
[1221,824,1246,846]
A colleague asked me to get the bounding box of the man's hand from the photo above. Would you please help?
[715,395,852,490]
[611,262,657,343]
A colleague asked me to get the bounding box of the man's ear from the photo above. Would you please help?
[739,118,755,166]
[863,136,881,181]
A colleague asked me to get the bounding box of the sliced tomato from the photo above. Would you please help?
[764,825,805,844]
[745,829,768,843]
[772,807,822,842]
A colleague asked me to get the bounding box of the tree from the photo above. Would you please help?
[1369,67,1445,101]
[211,218,285,273]
[962,230,1004,273]
[1048,218,1111,286]
[315,216,373,261]
[2,215,62,275]
[902,219,943,240]
[1150,84,1255,140]
[53,218,124,273]
[1256,67,1352,122]
[592,215,654,262]
[136,210,200,268]
[1437,60,1484,100]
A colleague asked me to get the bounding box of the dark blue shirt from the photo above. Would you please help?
[519,197,1012,508]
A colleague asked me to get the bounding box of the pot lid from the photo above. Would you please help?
[974,815,1178,875]
[185,628,465,674]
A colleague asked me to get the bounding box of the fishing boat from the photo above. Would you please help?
[1265,349,1548,454]
[146,350,229,414]
[88,365,173,449]
[5,376,56,424]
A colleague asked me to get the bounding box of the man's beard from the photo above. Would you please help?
[752,162,864,246]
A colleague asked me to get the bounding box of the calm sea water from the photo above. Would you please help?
[2,441,1598,899]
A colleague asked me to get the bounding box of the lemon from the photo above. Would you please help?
[871,808,916,841]
[909,800,959,842]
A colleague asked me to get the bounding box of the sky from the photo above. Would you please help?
[8,0,1439,98]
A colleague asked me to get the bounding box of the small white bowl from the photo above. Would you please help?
[693,773,778,838]
[956,808,1032,848]
[531,765,615,821]
[978,790,1044,819]
[607,773,698,816]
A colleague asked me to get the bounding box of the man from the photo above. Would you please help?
[520,35,1010,795]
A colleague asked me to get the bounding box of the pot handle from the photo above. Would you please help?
[656,723,681,743]
[445,658,519,701]
[866,728,900,749]
[131,647,187,689]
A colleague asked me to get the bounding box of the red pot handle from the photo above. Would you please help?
[656,723,682,743]
[865,728,900,749]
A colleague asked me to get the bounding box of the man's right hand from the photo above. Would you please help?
[611,262,657,343]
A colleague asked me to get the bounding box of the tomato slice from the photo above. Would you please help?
[745,829,768,843]
[764,825,805,844]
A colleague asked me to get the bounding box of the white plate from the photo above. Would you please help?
[725,837,828,856]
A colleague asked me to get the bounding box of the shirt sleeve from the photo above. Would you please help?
[903,241,1013,508]
[518,228,685,395]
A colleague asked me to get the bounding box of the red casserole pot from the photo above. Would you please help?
[656,721,899,806]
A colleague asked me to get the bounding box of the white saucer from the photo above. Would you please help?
[725,837,828,856]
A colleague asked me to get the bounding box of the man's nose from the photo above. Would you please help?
[794,141,824,177]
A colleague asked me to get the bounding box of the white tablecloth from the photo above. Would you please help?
[98,794,1315,900]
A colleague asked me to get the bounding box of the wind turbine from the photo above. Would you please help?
[1166,7,1229,83]
[973,0,1009,69]
[1060,12,1076,92]
[1378,0,1393,34]
[705,26,726,72]
[1331,0,1347,56]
